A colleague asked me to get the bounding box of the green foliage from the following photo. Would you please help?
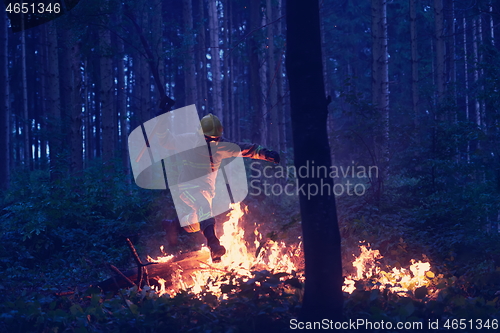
[0,271,302,333]
[0,161,158,284]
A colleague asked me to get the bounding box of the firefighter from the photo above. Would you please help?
[160,113,280,262]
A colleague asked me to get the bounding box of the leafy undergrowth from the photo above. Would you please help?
[1,268,499,333]
[1,270,301,333]
[1,164,500,332]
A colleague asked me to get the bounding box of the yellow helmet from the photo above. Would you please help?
[200,113,223,137]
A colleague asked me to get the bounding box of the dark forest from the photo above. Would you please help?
[1,0,500,332]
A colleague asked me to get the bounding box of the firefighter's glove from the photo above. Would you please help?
[183,222,200,233]
[264,150,280,164]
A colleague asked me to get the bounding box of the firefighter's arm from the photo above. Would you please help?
[237,142,281,164]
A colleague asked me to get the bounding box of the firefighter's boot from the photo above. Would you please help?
[203,224,226,262]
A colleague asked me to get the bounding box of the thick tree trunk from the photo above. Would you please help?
[286,0,343,322]
[478,15,485,134]
[410,0,419,128]
[38,31,47,167]
[445,0,456,107]
[372,0,389,141]
[44,22,62,180]
[434,0,445,104]
[100,28,115,163]
[59,29,72,170]
[84,60,93,165]
[208,0,222,120]
[92,27,102,159]
[472,17,480,128]
[21,28,30,169]
[183,0,197,107]
[371,0,389,198]
[139,14,150,122]
[151,0,164,113]
[276,0,286,155]
[70,39,83,173]
[463,17,469,121]
[116,32,129,175]
[258,10,268,147]
[0,9,9,189]
[462,16,470,162]
[489,3,495,46]
[228,0,236,140]
[196,0,207,114]
[222,0,230,135]
[59,28,82,173]
[266,0,278,150]
[249,0,266,145]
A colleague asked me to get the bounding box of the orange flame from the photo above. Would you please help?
[343,244,432,295]
[149,205,432,298]
[149,202,300,297]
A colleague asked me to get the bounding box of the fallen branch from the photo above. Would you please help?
[98,250,210,293]
[108,263,136,288]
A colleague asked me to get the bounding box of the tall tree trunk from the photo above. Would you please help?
[472,17,480,128]
[116,29,129,175]
[249,0,264,144]
[57,29,73,170]
[59,30,83,173]
[286,0,343,322]
[38,27,48,168]
[0,9,9,189]
[184,0,198,107]
[70,39,83,173]
[15,110,20,167]
[21,27,30,169]
[434,0,445,104]
[410,0,419,128]
[100,28,115,163]
[319,0,329,96]
[463,16,470,162]
[44,22,62,180]
[222,0,230,134]
[84,60,93,165]
[276,0,286,154]
[371,0,389,196]
[478,14,485,134]
[196,0,207,114]
[26,30,36,159]
[140,12,151,120]
[267,0,279,150]
[92,28,102,159]
[445,0,456,107]
[259,9,268,147]
[208,0,222,120]
[228,0,235,139]
[463,17,469,121]
[151,0,164,113]
[489,3,495,46]
[445,0,458,160]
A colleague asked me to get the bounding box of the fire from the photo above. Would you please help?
[149,202,301,297]
[343,244,433,295]
[149,205,432,299]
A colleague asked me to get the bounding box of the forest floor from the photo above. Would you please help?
[1,168,499,332]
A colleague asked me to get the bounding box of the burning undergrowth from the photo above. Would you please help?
[146,202,436,301]
[147,203,304,298]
